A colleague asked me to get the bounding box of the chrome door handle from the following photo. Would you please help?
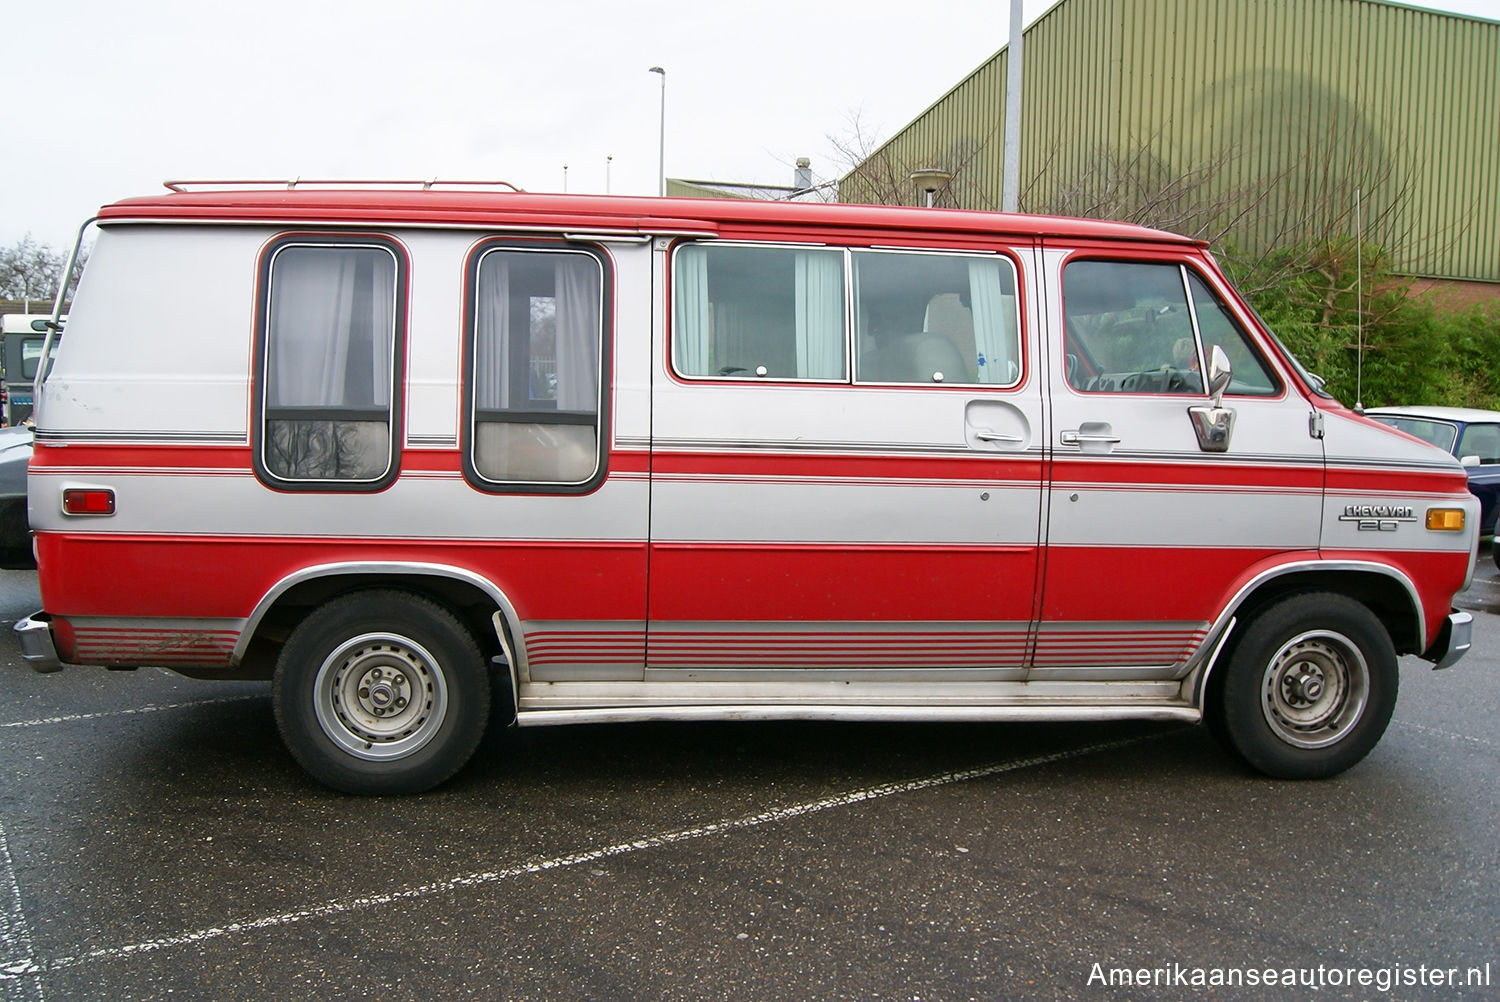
[974,429,1025,444]
[1059,430,1122,446]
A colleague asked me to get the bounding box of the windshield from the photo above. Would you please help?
[1369,416,1458,453]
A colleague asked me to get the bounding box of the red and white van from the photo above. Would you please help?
[14,182,1477,793]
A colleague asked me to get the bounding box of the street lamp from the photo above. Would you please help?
[908,168,953,208]
[649,66,665,196]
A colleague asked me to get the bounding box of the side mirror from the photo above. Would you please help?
[1206,344,1232,405]
[1461,455,1482,467]
[1189,345,1236,454]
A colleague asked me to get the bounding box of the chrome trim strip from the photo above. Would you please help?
[234,561,522,665]
[651,438,1041,457]
[515,704,1200,727]
[1192,559,1426,693]
[642,667,1029,683]
[33,430,249,445]
[97,217,719,238]
[1189,616,1238,708]
[491,611,520,722]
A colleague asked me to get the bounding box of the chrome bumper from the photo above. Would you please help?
[14,612,64,673]
[1426,610,1473,671]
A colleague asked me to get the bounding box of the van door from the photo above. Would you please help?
[1037,247,1324,678]
[646,241,1045,677]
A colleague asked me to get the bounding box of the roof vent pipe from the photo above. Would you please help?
[793,157,813,191]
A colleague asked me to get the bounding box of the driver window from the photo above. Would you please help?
[1063,260,1203,395]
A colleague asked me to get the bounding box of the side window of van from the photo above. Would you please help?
[465,245,606,490]
[854,251,1020,386]
[1184,272,1280,395]
[1063,260,1278,396]
[673,244,846,380]
[257,239,404,488]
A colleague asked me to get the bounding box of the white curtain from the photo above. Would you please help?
[268,247,392,407]
[673,245,711,376]
[968,259,1018,385]
[794,251,844,378]
[475,254,512,410]
[554,256,599,411]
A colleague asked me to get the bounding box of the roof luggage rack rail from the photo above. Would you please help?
[162,178,527,193]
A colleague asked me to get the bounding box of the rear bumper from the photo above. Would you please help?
[13,612,63,673]
[1424,610,1474,670]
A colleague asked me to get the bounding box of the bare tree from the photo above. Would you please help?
[828,109,1001,210]
[0,235,89,312]
[0,235,66,305]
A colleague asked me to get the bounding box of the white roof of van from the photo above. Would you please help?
[1365,405,1500,423]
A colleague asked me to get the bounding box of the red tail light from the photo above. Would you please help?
[62,488,115,515]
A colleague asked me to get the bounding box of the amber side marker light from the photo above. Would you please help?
[1426,508,1466,531]
[62,488,115,516]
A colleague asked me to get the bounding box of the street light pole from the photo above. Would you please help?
[1002,0,1023,212]
[649,66,666,196]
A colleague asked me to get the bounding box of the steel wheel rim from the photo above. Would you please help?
[1260,629,1369,750]
[313,633,449,761]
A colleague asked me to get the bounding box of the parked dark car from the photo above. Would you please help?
[0,425,33,568]
[1366,406,1500,542]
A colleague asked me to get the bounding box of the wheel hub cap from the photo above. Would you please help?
[313,633,449,762]
[1260,631,1370,750]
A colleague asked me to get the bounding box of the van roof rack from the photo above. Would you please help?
[162,178,527,193]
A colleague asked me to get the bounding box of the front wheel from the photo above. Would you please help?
[272,590,491,794]
[1213,594,1397,779]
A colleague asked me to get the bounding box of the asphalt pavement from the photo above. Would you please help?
[1,563,1496,1002]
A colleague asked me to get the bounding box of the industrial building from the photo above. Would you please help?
[840,0,1498,299]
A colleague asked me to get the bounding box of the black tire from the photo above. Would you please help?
[272,590,491,794]
[1212,593,1397,780]
[0,498,34,570]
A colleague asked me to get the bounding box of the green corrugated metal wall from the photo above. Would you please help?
[843,0,1498,283]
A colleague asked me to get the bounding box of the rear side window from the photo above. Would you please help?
[671,243,1023,387]
[255,238,405,489]
[854,250,1020,386]
[464,245,608,491]
[673,244,846,380]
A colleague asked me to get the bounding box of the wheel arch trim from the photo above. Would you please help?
[235,560,525,686]
[1191,558,1423,708]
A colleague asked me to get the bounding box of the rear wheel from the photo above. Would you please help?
[1213,594,1397,779]
[272,590,491,794]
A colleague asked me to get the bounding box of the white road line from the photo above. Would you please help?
[1395,719,1499,751]
[0,818,45,1002]
[0,696,265,731]
[39,730,1171,973]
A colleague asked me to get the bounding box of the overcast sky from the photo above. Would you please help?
[4,0,1496,251]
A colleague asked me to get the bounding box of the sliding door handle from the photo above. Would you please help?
[1059,430,1122,446]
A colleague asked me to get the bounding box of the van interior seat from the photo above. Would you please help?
[865,333,973,384]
